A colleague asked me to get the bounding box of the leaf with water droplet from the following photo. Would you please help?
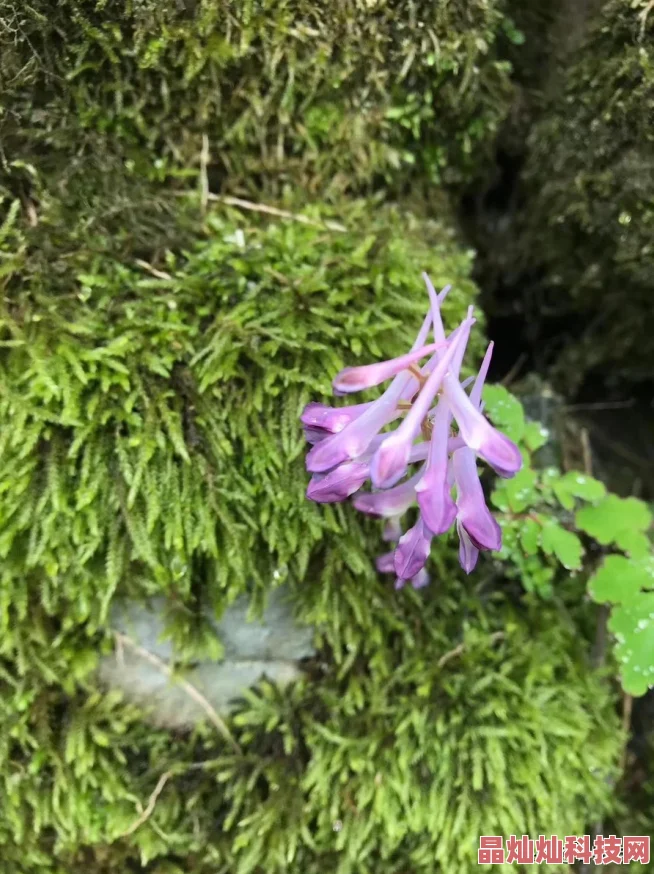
[482,385,525,442]
[552,471,606,511]
[519,517,540,555]
[588,555,650,605]
[575,495,652,547]
[608,594,654,697]
[522,421,549,452]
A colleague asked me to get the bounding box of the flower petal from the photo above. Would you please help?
[452,447,501,551]
[353,468,423,518]
[410,567,430,589]
[394,517,432,580]
[457,519,479,574]
[301,401,372,433]
[444,374,522,477]
[375,551,396,573]
[415,400,457,535]
[369,319,472,488]
[332,341,447,394]
[306,461,369,503]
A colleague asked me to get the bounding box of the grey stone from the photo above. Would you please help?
[98,586,315,730]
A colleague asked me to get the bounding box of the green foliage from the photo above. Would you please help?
[0,575,623,873]
[0,0,516,197]
[484,386,654,696]
[510,0,654,388]
[0,191,482,663]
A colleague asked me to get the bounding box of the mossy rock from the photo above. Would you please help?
[0,571,622,873]
[0,188,482,664]
[0,0,517,197]
[508,0,654,389]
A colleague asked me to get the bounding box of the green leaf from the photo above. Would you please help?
[482,385,525,442]
[608,595,654,696]
[575,495,652,547]
[614,528,652,559]
[588,555,652,605]
[540,522,583,570]
[552,471,606,511]
[502,468,538,513]
[519,518,540,555]
[522,421,549,452]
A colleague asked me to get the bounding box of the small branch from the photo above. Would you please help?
[113,631,241,753]
[437,631,505,669]
[120,769,174,838]
[172,190,347,232]
[199,134,210,215]
[119,761,214,839]
[134,259,173,281]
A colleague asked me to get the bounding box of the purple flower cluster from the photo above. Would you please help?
[301,275,522,588]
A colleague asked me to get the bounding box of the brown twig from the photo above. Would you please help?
[134,259,173,281]
[113,631,241,753]
[172,190,347,232]
[199,134,210,214]
[119,761,213,838]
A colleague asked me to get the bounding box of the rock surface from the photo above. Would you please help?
[99,587,315,729]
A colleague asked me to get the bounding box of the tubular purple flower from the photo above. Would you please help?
[443,374,522,477]
[394,517,432,580]
[301,401,372,433]
[306,313,445,473]
[303,425,331,445]
[469,341,494,409]
[306,461,369,503]
[415,399,457,535]
[353,467,423,518]
[452,447,501,551]
[332,340,448,394]
[457,520,479,574]
[370,318,473,488]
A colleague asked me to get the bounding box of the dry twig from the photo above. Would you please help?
[113,631,241,753]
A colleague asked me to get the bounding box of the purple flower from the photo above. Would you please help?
[394,516,433,580]
[452,447,501,551]
[444,374,522,477]
[415,398,457,535]
[301,401,372,434]
[457,520,479,575]
[306,461,370,503]
[369,318,473,488]
[332,340,448,394]
[301,272,523,584]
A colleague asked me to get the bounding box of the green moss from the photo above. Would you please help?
[0,580,622,873]
[1,0,516,196]
[0,188,482,655]
[513,0,654,388]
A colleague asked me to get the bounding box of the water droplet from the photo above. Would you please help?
[638,619,649,630]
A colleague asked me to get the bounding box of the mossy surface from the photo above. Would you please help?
[1,0,516,196]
